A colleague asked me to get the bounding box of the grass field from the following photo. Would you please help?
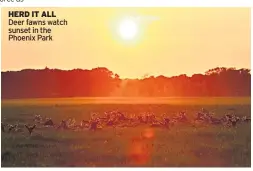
[1,97,251,167]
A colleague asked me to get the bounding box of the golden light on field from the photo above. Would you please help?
[118,18,138,40]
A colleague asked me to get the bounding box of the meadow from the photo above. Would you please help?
[1,97,251,167]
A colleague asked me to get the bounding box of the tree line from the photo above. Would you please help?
[1,67,251,99]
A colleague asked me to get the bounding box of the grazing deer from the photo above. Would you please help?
[164,117,170,124]
[44,119,54,126]
[45,117,52,121]
[89,119,99,131]
[8,125,16,132]
[67,118,76,127]
[242,116,247,121]
[34,115,42,122]
[195,112,205,121]
[138,115,145,123]
[235,117,241,123]
[231,119,238,127]
[220,115,227,123]
[209,117,222,125]
[162,116,170,129]
[149,114,156,123]
[106,119,115,126]
[117,112,127,121]
[245,118,251,122]
[80,120,89,128]
[201,108,209,114]
[242,116,251,122]
[225,114,232,119]
[25,124,36,135]
[170,119,177,126]
[146,114,152,123]
[58,120,68,129]
[177,112,188,122]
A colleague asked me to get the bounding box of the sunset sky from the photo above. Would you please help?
[1,8,251,78]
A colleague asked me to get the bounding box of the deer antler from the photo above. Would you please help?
[8,125,15,132]
[25,124,36,135]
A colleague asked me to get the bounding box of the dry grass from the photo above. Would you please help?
[1,97,251,167]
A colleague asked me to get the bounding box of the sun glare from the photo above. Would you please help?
[118,19,138,40]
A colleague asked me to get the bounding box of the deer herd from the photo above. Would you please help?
[1,108,251,136]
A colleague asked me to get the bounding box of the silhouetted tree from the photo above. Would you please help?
[1,67,250,99]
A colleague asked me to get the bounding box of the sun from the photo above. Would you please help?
[118,19,138,40]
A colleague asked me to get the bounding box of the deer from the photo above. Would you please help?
[25,124,36,135]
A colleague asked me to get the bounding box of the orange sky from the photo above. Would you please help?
[1,8,251,78]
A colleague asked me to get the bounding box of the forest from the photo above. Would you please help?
[1,67,251,99]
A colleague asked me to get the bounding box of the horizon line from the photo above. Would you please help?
[1,66,251,79]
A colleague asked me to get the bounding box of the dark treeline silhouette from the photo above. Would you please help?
[1,67,251,99]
